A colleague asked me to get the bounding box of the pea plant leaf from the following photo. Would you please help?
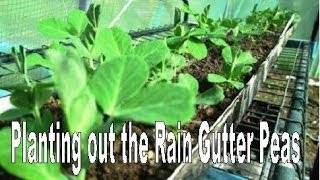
[236,51,257,65]
[67,90,102,137]
[132,40,170,68]
[10,89,34,110]
[26,53,51,68]
[47,46,102,137]
[89,55,149,115]
[38,18,71,39]
[227,80,244,89]
[91,27,132,60]
[67,9,89,36]
[208,73,227,83]
[33,86,52,114]
[222,46,233,64]
[0,108,31,121]
[89,55,195,125]
[196,85,225,105]
[209,38,228,47]
[0,128,68,180]
[47,46,87,106]
[177,73,199,98]
[186,37,207,60]
[114,83,195,125]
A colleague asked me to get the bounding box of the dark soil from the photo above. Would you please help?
[0,28,285,180]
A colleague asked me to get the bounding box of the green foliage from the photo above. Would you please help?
[167,4,228,60]
[208,46,256,90]
[0,128,68,180]
[132,40,170,68]
[166,24,208,60]
[147,52,187,85]
[196,85,225,105]
[0,46,53,123]
[246,5,294,32]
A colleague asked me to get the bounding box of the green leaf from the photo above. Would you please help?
[186,38,207,60]
[132,40,170,68]
[209,26,227,38]
[159,68,175,81]
[0,108,31,121]
[91,27,132,59]
[204,4,211,16]
[237,51,257,65]
[34,87,52,108]
[38,18,70,39]
[67,9,89,36]
[174,8,182,25]
[31,109,54,133]
[89,56,148,114]
[0,128,68,180]
[66,90,102,138]
[189,28,207,36]
[178,74,199,97]
[166,36,186,50]
[207,74,227,83]
[179,4,196,15]
[26,53,51,68]
[227,80,244,89]
[239,24,254,34]
[10,90,33,110]
[69,36,90,57]
[209,38,228,47]
[196,85,225,105]
[174,24,190,36]
[167,53,187,68]
[241,65,253,73]
[47,46,102,138]
[47,46,87,106]
[222,46,233,64]
[86,4,101,27]
[114,83,195,125]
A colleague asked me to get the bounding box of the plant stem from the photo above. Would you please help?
[77,169,86,180]
[33,106,42,124]
[32,87,42,124]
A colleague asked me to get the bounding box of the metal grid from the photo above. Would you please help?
[208,40,309,180]
[0,0,79,53]
[94,0,181,31]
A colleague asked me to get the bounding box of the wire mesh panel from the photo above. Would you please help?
[94,0,182,31]
[0,0,79,53]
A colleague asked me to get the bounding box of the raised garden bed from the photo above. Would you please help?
[0,4,298,180]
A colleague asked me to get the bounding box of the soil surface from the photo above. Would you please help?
[0,27,286,180]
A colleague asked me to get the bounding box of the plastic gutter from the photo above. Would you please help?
[168,14,297,180]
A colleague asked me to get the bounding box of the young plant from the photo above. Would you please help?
[207,45,257,90]
[0,46,53,125]
[167,4,228,61]
[219,18,262,42]
[0,47,65,180]
[246,5,294,33]
[166,23,209,60]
